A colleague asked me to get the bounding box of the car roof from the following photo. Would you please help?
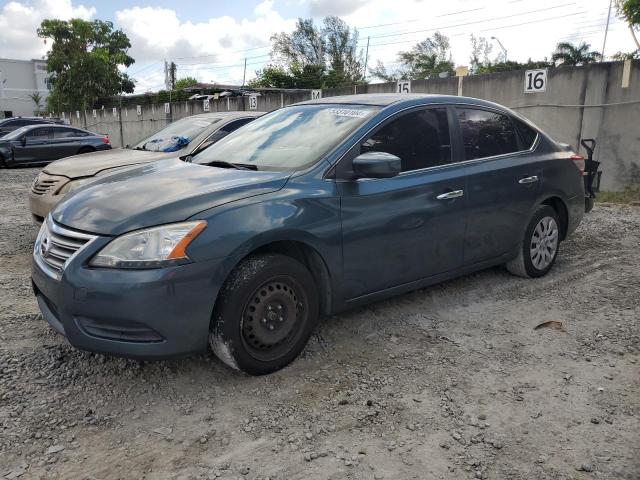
[0,116,58,123]
[190,111,264,121]
[16,124,94,133]
[294,93,509,111]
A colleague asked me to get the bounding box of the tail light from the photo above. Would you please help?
[101,136,110,144]
[569,153,585,175]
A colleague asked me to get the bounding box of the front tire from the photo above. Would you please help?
[209,254,319,375]
[506,205,560,278]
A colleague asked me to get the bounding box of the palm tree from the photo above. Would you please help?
[616,0,640,50]
[29,92,43,114]
[552,42,602,66]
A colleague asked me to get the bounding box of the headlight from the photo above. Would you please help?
[57,178,90,195]
[89,221,207,269]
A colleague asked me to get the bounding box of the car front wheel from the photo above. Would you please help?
[209,253,319,375]
[506,205,560,278]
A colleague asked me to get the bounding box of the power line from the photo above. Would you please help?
[177,59,269,71]
[356,2,578,43]
[363,10,587,51]
[356,6,485,30]
[176,53,270,67]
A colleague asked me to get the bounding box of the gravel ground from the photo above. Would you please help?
[1,167,638,480]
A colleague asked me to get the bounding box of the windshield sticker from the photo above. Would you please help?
[328,108,369,118]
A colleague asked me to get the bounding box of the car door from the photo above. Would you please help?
[337,106,467,300]
[12,127,52,164]
[455,107,542,265]
[49,127,84,159]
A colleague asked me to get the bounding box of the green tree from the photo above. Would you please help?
[469,35,493,72]
[616,0,640,49]
[248,66,297,88]
[371,32,455,81]
[28,92,43,113]
[474,59,551,74]
[173,76,199,90]
[551,42,601,66]
[255,16,363,88]
[37,18,135,112]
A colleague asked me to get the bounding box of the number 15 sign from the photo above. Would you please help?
[524,69,547,93]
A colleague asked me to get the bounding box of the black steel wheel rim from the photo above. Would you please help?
[240,275,308,362]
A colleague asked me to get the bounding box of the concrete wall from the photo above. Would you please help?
[65,60,639,190]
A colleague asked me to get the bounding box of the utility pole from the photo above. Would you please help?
[242,57,247,88]
[169,62,177,90]
[601,0,613,60]
[118,93,124,148]
[363,36,370,80]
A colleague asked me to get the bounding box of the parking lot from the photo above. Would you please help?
[0,167,638,479]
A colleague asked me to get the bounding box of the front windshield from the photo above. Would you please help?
[2,126,30,140]
[193,104,379,170]
[134,116,220,152]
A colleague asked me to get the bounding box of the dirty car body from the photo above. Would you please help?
[31,94,588,374]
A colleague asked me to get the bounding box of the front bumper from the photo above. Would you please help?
[31,231,226,360]
[28,173,70,225]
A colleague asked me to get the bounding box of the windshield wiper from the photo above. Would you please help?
[204,160,258,171]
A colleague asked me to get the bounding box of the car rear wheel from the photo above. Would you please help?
[209,253,319,375]
[506,205,560,278]
[77,147,95,155]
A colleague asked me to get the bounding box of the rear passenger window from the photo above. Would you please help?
[456,108,518,160]
[53,129,79,139]
[361,108,451,172]
[221,118,254,133]
[513,118,538,149]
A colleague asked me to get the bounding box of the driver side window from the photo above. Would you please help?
[360,108,451,172]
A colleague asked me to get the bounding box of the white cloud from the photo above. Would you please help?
[116,4,296,91]
[308,0,369,17]
[0,0,95,59]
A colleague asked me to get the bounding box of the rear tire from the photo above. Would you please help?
[77,147,95,155]
[209,254,319,375]
[506,205,560,278]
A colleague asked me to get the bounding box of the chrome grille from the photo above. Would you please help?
[34,218,97,280]
[31,174,67,196]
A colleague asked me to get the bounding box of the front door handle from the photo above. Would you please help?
[519,175,539,184]
[436,190,464,200]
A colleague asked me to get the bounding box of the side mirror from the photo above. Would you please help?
[181,154,194,163]
[20,136,27,147]
[352,151,401,179]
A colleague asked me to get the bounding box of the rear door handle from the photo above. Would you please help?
[519,175,539,184]
[436,190,464,200]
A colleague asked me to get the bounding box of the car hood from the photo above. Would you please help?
[43,148,183,178]
[52,158,291,236]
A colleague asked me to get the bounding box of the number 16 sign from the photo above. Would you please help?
[524,69,547,93]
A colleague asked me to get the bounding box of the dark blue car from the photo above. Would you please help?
[32,94,588,375]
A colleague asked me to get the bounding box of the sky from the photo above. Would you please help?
[0,0,636,93]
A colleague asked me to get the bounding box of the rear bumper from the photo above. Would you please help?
[31,252,225,360]
[566,194,585,237]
